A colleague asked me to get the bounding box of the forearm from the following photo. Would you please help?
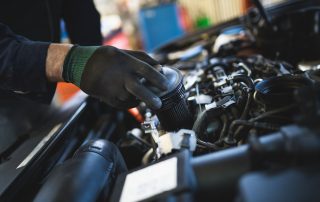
[46,43,73,82]
[0,23,50,93]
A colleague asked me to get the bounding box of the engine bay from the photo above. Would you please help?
[1,1,320,202]
[118,0,320,166]
[111,1,320,201]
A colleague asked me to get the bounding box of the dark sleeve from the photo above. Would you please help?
[0,23,55,103]
[62,0,102,45]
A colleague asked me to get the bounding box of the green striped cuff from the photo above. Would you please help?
[63,46,98,87]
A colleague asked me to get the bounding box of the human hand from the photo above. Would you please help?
[62,46,169,109]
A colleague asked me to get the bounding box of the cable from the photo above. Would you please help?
[218,114,229,142]
[240,92,253,120]
[232,75,255,89]
[197,139,221,151]
[227,104,296,142]
[231,120,280,132]
[249,104,296,122]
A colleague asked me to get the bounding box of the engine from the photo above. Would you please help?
[120,24,317,165]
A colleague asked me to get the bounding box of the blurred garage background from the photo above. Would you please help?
[56,0,284,104]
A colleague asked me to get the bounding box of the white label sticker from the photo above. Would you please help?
[120,157,178,202]
[16,123,62,169]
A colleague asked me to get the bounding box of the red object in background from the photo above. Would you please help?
[242,0,253,12]
[56,82,80,103]
[104,31,131,49]
[178,4,193,32]
[128,107,144,123]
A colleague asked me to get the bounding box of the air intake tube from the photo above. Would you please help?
[34,140,127,202]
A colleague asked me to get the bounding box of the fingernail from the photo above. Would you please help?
[152,97,162,109]
[154,64,163,72]
[161,80,170,91]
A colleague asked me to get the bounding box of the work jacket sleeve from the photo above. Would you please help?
[0,22,56,103]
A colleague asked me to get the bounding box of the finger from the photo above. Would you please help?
[124,50,159,66]
[117,94,140,108]
[116,98,139,109]
[124,98,140,108]
[125,78,162,109]
[105,97,139,109]
[132,63,169,91]
[117,90,133,102]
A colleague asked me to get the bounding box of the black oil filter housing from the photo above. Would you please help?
[151,67,193,131]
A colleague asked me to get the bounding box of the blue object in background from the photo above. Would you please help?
[60,20,69,43]
[139,3,185,52]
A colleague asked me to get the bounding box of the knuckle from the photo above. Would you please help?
[135,64,148,74]
[127,79,140,92]
[139,51,149,57]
